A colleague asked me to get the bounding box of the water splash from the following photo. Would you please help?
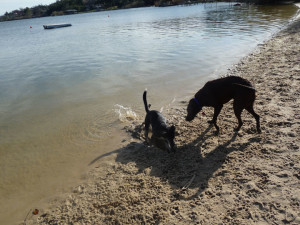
[114,104,138,122]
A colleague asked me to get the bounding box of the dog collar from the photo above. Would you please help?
[193,97,201,108]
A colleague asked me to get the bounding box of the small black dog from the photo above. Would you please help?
[143,90,175,152]
[186,76,261,134]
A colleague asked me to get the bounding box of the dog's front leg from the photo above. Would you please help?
[208,105,223,134]
[144,130,149,144]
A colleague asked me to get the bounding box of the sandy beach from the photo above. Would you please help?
[24,17,299,225]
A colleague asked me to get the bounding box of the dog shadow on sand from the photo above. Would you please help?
[90,124,261,200]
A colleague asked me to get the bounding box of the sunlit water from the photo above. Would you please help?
[0,3,298,223]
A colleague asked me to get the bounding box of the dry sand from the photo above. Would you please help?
[24,18,299,225]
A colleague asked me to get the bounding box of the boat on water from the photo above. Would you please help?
[43,24,72,29]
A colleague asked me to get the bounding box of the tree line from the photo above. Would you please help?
[0,0,188,21]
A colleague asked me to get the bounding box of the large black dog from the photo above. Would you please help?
[143,91,175,152]
[186,76,261,134]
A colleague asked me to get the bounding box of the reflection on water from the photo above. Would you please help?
[0,2,298,224]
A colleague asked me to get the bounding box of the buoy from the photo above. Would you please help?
[30,26,32,28]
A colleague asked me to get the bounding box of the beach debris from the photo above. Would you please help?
[23,208,39,225]
[93,201,121,209]
[172,174,196,200]
[181,174,196,191]
[32,209,39,215]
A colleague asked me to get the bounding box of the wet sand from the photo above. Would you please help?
[24,18,299,225]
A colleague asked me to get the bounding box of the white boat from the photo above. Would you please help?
[43,23,72,29]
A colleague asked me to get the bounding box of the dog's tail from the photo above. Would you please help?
[143,90,149,113]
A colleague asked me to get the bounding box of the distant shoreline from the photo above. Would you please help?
[1,0,299,22]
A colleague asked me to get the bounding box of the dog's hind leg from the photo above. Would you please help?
[233,103,244,132]
[144,116,150,143]
[245,105,261,133]
[208,105,223,134]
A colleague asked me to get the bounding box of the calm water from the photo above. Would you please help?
[0,3,298,223]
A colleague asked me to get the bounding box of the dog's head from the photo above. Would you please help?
[186,98,202,122]
[160,125,176,152]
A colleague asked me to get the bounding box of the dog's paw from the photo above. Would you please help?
[208,120,214,124]
[257,128,262,134]
[234,126,241,132]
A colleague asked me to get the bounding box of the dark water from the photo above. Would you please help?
[0,3,298,224]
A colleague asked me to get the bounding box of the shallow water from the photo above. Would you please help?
[0,3,298,223]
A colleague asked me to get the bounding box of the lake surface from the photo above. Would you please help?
[0,2,298,224]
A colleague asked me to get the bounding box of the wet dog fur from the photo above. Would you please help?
[143,91,175,152]
[186,76,261,134]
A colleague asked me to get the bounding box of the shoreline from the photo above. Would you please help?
[24,18,299,225]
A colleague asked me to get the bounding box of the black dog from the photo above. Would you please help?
[186,76,261,134]
[143,90,175,152]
